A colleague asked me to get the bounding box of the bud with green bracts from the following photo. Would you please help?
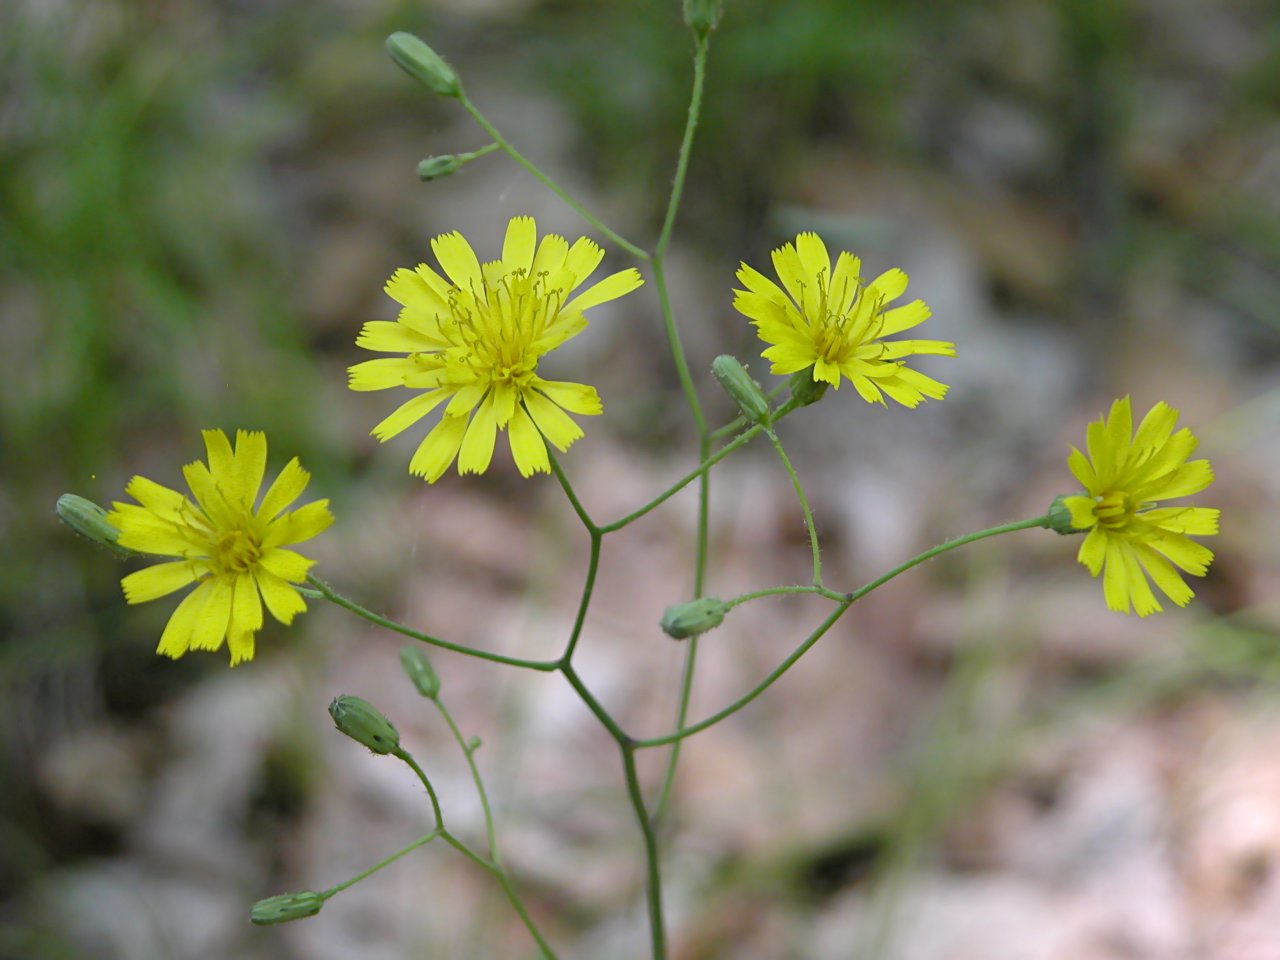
[661,597,729,639]
[683,0,723,36]
[787,368,828,408]
[1046,494,1086,535]
[399,645,441,699]
[328,696,400,755]
[712,355,770,425]
[56,494,132,557]
[418,155,465,181]
[250,891,324,925]
[386,32,461,98]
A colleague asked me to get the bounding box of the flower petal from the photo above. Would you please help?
[122,561,200,604]
[409,414,469,482]
[371,389,452,442]
[507,404,549,476]
[535,380,602,416]
[257,570,307,625]
[431,230,482,289]
[190,577,234,652]
[1077,525,1108,575]
[524,391,584,452]
[156,581,212,659]
[259,547,315,582]
[501,216,537,273]
[258,457,310,523]
[458,392,499,475]
[562,268,644,315]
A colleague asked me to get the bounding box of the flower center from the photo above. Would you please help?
[1093,490,1135,530]
[215,528,262,574]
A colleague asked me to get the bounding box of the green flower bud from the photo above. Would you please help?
[660,597,729,640]
[712,355,770,424]
[788,368,828,408]
[328,696,400,755]
[1046,494,1085,535]
[250,891,324,925]
[466,735,482,753]
[683,0,723,37]
[399,645,441,699]
[56,494,131,556]
[417,155,465,181]
[386,32,461,98]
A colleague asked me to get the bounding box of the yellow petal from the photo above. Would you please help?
[227,629,256,667]
[524,391,584,452]
[190,577,234,651]
[531,233,570,277]
[371,388,452,441]
[124,475,187,517]
[232,572,263,635]
[562,268,644,315]
[736,261,790,304]
[1134,544,1194,607]
[501,216,537,273]
[458,392,499,475]
[431,230,482,289]
[1101,539,1131,614]
[356,320,443,353]
[409,414,468,482]
[122,561,199,604]
[156,581,212,659]
[259,547,315,582]
[534,380,602,416]
[258,457,310,523]
[348,357,421,391]
[1119,541,1162,617]
[1067,446,1096,492]
[878,300,931,337]
[829,252,862,315]
[1063,495,1099,532]
[794,232,830,287]
[866,267,908,305]
[231,430,268,508]
[507,404,549,476]
[563,236,605,289]
[263,500,333,550]
[257,570,307,625]
[1076,525,1107,576]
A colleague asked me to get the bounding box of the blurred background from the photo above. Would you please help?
[3,0,1280,957]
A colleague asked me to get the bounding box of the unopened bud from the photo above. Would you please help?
[683,0,723,37]
[788,368,828,408]
[386,32,461,98]
[1046,495,1085,535]
[466,735,483,753]
[399,645,441,699]
[56,494,131,556]
[417,155,464,181]
[712,355,770,424]
[250,891,324,925]
[660,597,729,640]
[328,696,400,755]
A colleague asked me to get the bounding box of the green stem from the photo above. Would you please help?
[649,32,714,838]
[548,450,599,533]
[321,831,439,899]
[725,584,845,609]
[655,33,708,258]
[396,749,444,828]
[634,516,1052,748]
[435,698,499,859]
[459,94,649,262]
[766,428,822,586]
[559,663,632,745]
[561,532,601,662]
[309,574,558,672]
[623,745,667,960]
[439,833,558,959]
[599,426,762,533]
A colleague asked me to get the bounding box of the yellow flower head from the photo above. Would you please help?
[1061,397,1219,617]
[350,216,644,481]
[733,233,955,408]
[107,430,334,665]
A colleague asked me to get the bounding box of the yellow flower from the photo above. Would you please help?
[1061,397,1219,617]
[107,430,334,665]
[350,216,643,481]
[733,233,954,408]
